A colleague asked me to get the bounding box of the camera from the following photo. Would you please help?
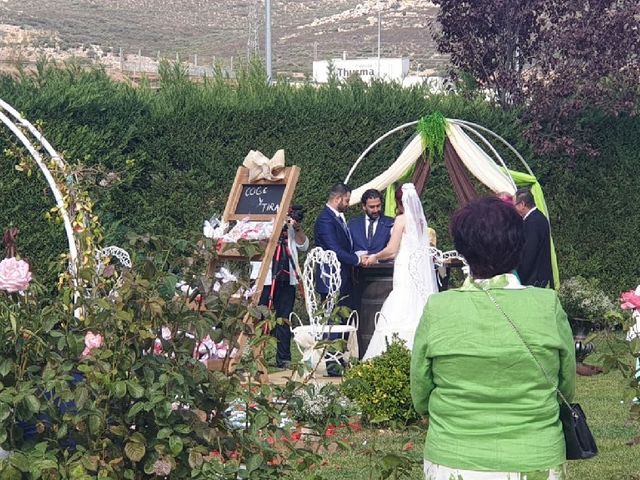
[288,204,304,223]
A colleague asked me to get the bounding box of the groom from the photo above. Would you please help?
[314,182,364,309]
[348,189,393,256]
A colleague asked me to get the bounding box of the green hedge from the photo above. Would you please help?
[0,63,637,295]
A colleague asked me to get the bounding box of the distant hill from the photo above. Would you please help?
[0,0,448,75]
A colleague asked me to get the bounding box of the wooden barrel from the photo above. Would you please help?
[353,263,394,359]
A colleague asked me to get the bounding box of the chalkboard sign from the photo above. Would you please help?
[235,184,286,215]
[223,166,299,223]
[220,163,300,382]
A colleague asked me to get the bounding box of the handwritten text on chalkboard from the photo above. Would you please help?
[235,184,286,215]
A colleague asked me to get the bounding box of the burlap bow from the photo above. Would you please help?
[242,149,286,182]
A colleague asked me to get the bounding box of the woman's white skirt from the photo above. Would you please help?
[424,460,566,480]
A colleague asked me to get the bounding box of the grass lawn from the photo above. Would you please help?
[290,369,640,479]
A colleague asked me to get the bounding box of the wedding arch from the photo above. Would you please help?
[345,113,559,288]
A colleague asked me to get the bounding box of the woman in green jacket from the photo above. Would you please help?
[411,197,576,480]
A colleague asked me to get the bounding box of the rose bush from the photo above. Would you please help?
[0,234,359,479]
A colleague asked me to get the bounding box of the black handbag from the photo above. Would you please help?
[559,403,598,459]
[482,287,598,460]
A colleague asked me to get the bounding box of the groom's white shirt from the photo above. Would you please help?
[325,203,345,224]
[324,204,364,259]
[365,216,379,237]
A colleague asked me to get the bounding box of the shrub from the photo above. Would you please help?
[290,383,355,433]
[342,337,419,425]
[558,276,616,322]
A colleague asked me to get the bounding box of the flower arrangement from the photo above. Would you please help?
[203,216,273,243]
[291,383,355,430]
[558,276,616,322]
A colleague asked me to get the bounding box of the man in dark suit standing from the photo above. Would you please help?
[314,183,364,309]
[347,189,393,255]
[515,188,554,288]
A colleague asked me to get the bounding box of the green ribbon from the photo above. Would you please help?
[503,168,560,290]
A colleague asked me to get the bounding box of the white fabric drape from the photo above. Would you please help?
[348,119,516,206]
[445,123,516,195]
[348,134,423,206]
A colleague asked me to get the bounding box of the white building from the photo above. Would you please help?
[313,57,409,84]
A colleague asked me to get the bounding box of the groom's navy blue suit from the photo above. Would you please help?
[314,206,360,308]
[347,214,394,254]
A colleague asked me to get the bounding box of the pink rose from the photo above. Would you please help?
[215,341,228,359]
[0,257,32,292]
[81,331,103,358]
[620,290,640,310]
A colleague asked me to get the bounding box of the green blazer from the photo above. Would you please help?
[410,274,576,472]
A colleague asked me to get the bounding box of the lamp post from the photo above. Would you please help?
[377,11,381,79]
[265,0,272,84]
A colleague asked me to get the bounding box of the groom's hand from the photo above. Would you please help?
[364,255,379,266]
[362,255,376,266]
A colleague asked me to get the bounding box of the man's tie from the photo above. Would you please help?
[337,214,352,247]
[367,218,375,247]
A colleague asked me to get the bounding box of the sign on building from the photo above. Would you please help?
[312,57,409,84]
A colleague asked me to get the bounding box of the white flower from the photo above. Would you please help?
[204,217,228,239]
[215,267,237,284]
[222,219,273,242]
[203,220,215,239]
[175,281,196,296]
[161,327,172,340]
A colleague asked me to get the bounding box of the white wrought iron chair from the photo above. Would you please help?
[290,247,359,376]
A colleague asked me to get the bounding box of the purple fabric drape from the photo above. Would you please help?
[444,138,478,206]
[411,155,431,196]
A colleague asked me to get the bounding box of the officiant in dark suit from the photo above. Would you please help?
[515,188,554,288]
[348,189,393,255]
[314,182,365,309]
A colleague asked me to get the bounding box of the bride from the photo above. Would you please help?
[361,183,438,360]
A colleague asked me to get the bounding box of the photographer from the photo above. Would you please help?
[250,205,308,369]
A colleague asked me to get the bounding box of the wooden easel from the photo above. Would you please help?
[218,165,300,383]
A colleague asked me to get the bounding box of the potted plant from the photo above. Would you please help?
[558,276,616,369]
[558,276,616,329]
[290,383,356,442]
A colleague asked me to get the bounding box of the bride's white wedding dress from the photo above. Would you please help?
[362,184,438,360]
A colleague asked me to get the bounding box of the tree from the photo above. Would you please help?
[523,0,640,156]
[432,0,552,108]
[433,0,640,156]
